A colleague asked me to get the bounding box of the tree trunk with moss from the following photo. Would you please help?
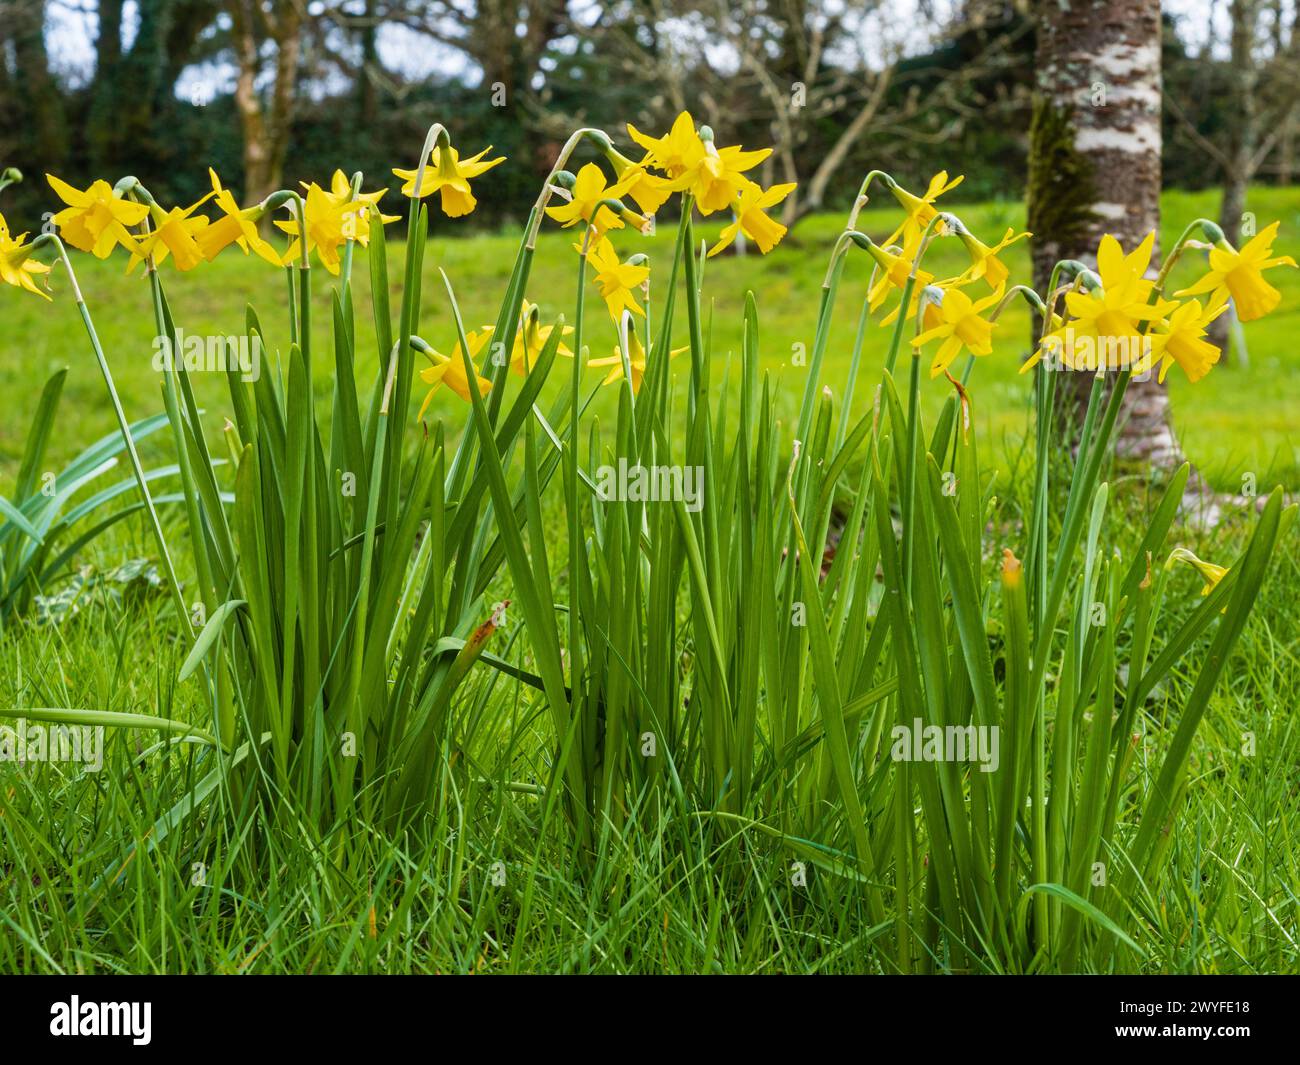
[1028,0,1179,469]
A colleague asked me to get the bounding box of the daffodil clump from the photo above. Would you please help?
[821,166,1296,386]
[1,114,1294,977]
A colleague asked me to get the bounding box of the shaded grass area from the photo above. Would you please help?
[3,187,1298,492]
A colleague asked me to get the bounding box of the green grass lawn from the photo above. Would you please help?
[4,187,1298,492]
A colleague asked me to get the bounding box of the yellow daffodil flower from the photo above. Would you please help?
[393,143,504,217]
[314,169,397,246]
[670,141,771,215]
[0,213,52,299]
[417,330,494,416]
[197,169,282,265]
[708,182,796,257]
[626,111,705,179]
[958,226,1030,290]
[864,238,935,312]
[46,174,148,258]
[127,193,215,273]
[588,326,686,394]
[1152,291,1229,383]
[1175,221,1297,321]
[275,182,362,275]
[910,284,1002,378]
[1168,547,1228,596]
[583,236,649,321]
[510,300,575,375]
[1038,233,1171,373]
[605,147,673,215]
[547,163,638,238]
[884,171,964,249]
[881,274,974,328]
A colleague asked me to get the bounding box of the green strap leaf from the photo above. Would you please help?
[178,599,247,682]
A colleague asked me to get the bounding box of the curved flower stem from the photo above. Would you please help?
[31,233,193,637]
[525,127,607,251]
[1027,260,1099,633]
[410,121,449,201]
[681,197,709,409]
[844,169,892,233]
[900,300,926,587]
[119,180,227,641]
[820,229,862,289]
[260,188,310,270]
[113,175,155,206]
[1153,217,1224,292]
[989,283,1048,324]
[792,227,880,450]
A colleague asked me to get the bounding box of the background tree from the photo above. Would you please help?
[227,0,306,205]
[0,0,68,172]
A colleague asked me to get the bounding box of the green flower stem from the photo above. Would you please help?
[567,228,589,738]
[1154,218,1225,291]
[341,171,365,287]
[885,211,947,378]
[682,198,708,408]
[797,227,873,448]
[844,170,892,233]
[118,181,220,622]
[32,234,192,638]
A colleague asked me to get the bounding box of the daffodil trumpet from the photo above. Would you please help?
[1175,220,1296,321]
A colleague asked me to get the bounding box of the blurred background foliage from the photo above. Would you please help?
[1,0,1295,231]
